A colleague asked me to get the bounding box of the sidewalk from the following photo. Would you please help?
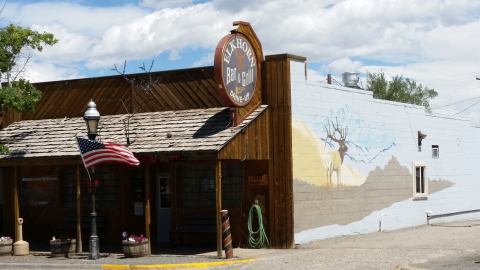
[0,246,272,269]
[1,220,480,269]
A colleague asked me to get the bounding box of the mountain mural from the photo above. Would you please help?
[294,156,454,233]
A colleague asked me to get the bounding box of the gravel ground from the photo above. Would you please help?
[1,220,480,269]
[227,220,480,270]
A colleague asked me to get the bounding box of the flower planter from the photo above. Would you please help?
[122,240,149,258]
[50,239,76,258]
[0,239,13,256]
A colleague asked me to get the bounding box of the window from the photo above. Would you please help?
[21,176,59,206]
[80,166,120,210]
[157,174,171,209]
[413,164,427,199]
[222,161,244,208]
[177,162,215,208]
[432,145,439,159]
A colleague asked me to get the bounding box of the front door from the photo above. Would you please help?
[156,172,171,243]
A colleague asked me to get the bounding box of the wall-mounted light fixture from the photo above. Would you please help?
[418,131,427,152]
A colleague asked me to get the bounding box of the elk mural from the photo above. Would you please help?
[324,118,348,186]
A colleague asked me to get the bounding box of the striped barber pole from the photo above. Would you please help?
[220,210,233,259]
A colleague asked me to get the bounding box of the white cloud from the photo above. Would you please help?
[30,24,97,63]
[2,0,480,116]
[25,61,81,83]
[87,3,230,68]
[140,0,195,9]
[324,57,363,74]
[192,51,214,67]
[306,68,327,83]
[356,18,480,113]
[2,2,147,36]
[168,49,181,61]
[363,60,480,109]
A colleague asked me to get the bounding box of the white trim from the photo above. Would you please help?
[432,145,439,159]
[412,162,428,200]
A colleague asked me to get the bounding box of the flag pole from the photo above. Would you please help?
[75,136,93,182]
[75,136,99,260]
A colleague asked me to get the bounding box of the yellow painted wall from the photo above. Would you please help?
[292,120,366,187]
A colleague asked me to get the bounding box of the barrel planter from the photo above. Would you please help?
[122,240,149,258]
[0,239,13,256]
[50,239,76,258]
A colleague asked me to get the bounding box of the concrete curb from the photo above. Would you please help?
[0,259,255,270]
[0,263,100,269]
[101,259,255,269]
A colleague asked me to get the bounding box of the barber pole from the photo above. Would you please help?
[220,210,233,259]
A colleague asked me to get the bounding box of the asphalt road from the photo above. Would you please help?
[1,220,480,269]
[220,220,480,270]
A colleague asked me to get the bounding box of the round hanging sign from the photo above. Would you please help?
[214,33,257,107]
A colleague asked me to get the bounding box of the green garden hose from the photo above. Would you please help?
[248,200,269,248]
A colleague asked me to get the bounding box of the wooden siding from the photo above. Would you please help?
[3,168,14,238]
[243,160,269,248]
[12,164,148,245]
[218,109,269,160]
[263,54,305,248]
[1,67,226,128]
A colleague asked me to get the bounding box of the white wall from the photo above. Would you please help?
[290,60,480,244]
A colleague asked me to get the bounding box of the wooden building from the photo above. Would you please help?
[0,22,303,251]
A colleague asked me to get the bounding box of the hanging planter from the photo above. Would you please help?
[0,237,13,256]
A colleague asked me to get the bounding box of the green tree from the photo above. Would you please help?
[0,24,57,112]
[366,72,438,110]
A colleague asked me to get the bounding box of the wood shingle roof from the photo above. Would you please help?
[0,105,267,159]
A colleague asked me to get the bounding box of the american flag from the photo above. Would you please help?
[76,137,140,168]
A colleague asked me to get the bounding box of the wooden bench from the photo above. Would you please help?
[171,216,216,246]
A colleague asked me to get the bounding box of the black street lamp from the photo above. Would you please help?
[83,100,100,260]
[84,100,100,140]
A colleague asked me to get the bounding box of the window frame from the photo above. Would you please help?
[432,145,439,159]
[412,162,428,200]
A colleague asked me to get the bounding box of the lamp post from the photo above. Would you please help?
[83,100,100,260]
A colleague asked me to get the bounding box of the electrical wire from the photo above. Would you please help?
[331,78,344,87]
[431,96,480,109]
[452,99,480,116]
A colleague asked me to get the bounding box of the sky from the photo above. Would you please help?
[2,0,480,117]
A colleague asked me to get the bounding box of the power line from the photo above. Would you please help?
[452,99,480,116]
[432,96,480,109]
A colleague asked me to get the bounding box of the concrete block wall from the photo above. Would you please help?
[290,60,480,244]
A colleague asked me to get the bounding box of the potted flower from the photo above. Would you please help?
[49,237,76,258]
[121,232,149,258]
[0,236,13,255]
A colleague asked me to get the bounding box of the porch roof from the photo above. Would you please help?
[0,105,267,159]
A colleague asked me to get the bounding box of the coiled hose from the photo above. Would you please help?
[248,200,269,248]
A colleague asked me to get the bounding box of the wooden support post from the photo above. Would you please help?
[76,165,83,253]
[13,167,19,242]
[215,161,222,258]
[144,165,151,255]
